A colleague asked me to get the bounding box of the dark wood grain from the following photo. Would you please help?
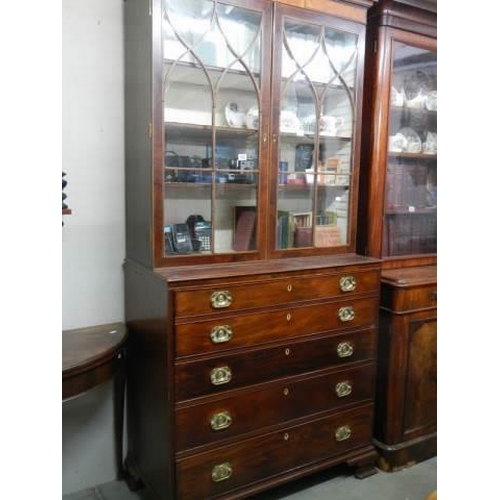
[175,328,376,400]
[62,322,128,477]
[175,363,375,451]
[62,322,127,397]
[176,404,374,500]
[174,268,379,317]
[123,0,381,497]
[358,0,437,270]
[175,296,378,357]
[373,265,436,470]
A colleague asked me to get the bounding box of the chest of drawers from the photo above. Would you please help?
[124,255,380,499]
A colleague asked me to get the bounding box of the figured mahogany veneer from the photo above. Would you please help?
[62,322,128,478]
[374,265,437,471]
[125,255,380,499]
[175,328,376,400]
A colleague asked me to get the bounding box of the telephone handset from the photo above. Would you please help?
[164,216,212,254]
[172,223,193,253]
[186,215,212,252]
[164,223,193,253]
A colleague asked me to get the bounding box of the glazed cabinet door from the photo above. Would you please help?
[160,0,272,263]
[361,23,437,267]
[269,4,366,257]
[383,37,437,259]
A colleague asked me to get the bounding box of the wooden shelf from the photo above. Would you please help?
[165,121,258,136]
[385,207,437,215]
[390,105,437,116]
[388,152,437,160]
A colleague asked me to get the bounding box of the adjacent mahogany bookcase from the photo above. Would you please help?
[123,0,381,499]
[358,0,437,471]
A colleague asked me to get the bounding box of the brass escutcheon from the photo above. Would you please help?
[338,306,355,322]
[286,313,292,321]
[283,433,289,441]
[335,425,352,442]
[285,348,291,356]
[210,366,232,386]
[337,341,354,358]
[212,462,232,483]
[210,325,233,344]
[339,275,357,292]
[335,381,353,398]
[211,411,232,431]
[287,284,293,292]
[210,290,233,309]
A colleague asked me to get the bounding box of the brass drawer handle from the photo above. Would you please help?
[211,411,232,431]
[339,275,357,292]
[210,290,233,309]
[212,462,232,483]
[210,366,232,386]
[210,325,233,344]
[337,341,354,358]
[335,381,352,398]
[338,306,355,322]
[335,425,352,442]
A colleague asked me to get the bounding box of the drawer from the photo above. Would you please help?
[176,296,378,357]
[175,270,379,317]
[175,328,376,400]
[176,363,374,451]
[381,283,437,313]
[176,404,373,500]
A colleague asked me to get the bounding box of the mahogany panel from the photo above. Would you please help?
[380,265,437,312]
[403,317,437,437]
[175,270,379,317]
[62,322,128,399]
[176,363,374,451]
[373,266,437,471]
[176,404,374,500]
[175,328,376,400]
[175,296,378,357]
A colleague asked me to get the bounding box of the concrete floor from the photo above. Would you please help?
[63,456,437,500]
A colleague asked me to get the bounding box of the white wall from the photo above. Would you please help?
[62,0,125,494]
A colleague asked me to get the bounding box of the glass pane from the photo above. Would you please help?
[162,0,263,257]
[383,43,437,257]
[276,19,357,250]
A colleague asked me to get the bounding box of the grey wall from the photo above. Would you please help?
[62,0,125,494]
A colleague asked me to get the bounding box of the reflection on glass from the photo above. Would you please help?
[276,19,357,250]
[162,0,263,256]
[383,43,437,257]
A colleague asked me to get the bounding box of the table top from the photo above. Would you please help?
[62,322,128,380]
[381,265,437,287]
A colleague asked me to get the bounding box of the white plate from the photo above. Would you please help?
[225,102,246,128]
[246,105,259,130]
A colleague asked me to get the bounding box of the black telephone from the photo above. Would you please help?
[164,216,212,254]
[164,223,193,254]
[186,215,212,252]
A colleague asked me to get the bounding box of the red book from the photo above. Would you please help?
[233,210,256,251]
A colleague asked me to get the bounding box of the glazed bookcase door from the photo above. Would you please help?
[160,0,271,262]
[383,40,437,258]
[269,4,365,257]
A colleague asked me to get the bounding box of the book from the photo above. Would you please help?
[233,208,257,251]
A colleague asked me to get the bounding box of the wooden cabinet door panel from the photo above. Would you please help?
[403,317,437,437]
